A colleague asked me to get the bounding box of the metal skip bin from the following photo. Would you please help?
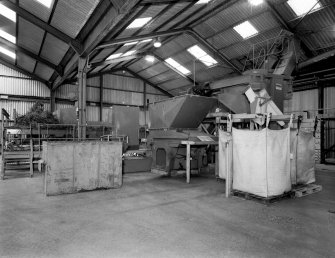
[44,141,122,196]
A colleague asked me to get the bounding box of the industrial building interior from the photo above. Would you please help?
[0,0,334,257]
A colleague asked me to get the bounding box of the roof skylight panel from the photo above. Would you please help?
[165,58,191,75]
[187,45,218,67]
[0,3,16,22]
[35,0,53,8]
[0,29,16,43]
[287,0,321,16]
[107,53,122,60]
[127,17,152,29]
[233,21,258,39]
[0,46,15,59]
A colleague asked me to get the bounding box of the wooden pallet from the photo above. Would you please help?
[292,184,322,198]
[232,190,293,205]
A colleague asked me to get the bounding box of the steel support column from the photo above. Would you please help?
[78,57,87,140]
[100,74,103,122]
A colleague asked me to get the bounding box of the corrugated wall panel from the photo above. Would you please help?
[0,77,49,97]
[103,90,143,106]
[0,64,30,78]
[86,106,100,122]
[324,87,335,116]
[87,87,100,102]
[87,76,100,87]
[55,84,78,100]
[55,103,74,110]
[284,89,318,117]
[102,74,143,91]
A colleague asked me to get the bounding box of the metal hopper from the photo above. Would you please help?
[149,94,217,129]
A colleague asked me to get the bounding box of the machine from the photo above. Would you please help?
[148,94,217,174]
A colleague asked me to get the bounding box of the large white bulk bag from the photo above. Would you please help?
[232,127,291,197]
[290,129,315,185]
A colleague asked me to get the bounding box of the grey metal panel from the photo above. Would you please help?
[19,0,53,22]
[128,58,159,73]
[16,52,36,73]
[149,94,216,129]
[51,0,100,38]
[18,17,44,55]
[40,33,70,65]
[34,62,54,81]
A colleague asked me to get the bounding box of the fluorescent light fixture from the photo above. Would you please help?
[196,0,212,4]
[127,17,152,29]
[0,46,15,59]
[124,41,138,46]
[187,45,218,67]
[35,0,53,8]
[248,0,263,6]
[107,53,122,60]
[165,58,191,75]
[233,21,258,39]
[287,0,321,16]
[140,38,153,43]
[0,3,16,22]
[122,50,136,56]
[0,29,16,43]
[145,55,155,62]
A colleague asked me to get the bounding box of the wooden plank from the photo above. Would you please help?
[44,141,122,196]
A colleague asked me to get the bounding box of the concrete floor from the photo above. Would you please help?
[0,169,335,258]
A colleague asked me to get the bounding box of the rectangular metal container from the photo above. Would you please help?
[44,141,122,196]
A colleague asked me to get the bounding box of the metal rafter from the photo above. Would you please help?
[1,0,82,53]
[52,0,143,90]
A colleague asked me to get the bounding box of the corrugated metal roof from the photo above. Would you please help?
[40,33,70,65]
[117,5,168,38]
[34,62,54,81]
[19,0,53,22]
[16,52,36,73]
[51,0,100,38]
[17,17,44,55]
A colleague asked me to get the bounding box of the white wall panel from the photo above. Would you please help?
[284,89,318,118]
